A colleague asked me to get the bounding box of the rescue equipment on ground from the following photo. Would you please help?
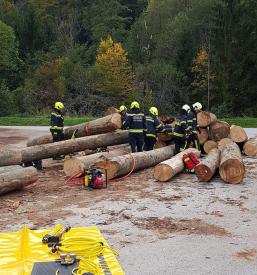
[182,152,200,173]
[83,168,108,189]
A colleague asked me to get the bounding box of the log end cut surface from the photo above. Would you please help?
[154,164,174,182]
[94,159,120,180]
[195,165,212,182]
[219,159,245,184]
[111,113,122,129]
[63,158,85,178]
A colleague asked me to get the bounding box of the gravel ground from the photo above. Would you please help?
[0,126,257,275]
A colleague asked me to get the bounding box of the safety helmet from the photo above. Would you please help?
[149,107,158,116]
[182,104,191,113]
[119,105,127,112]
[130,101,140,109]
[55,102,64,110]
[193,102,202,111]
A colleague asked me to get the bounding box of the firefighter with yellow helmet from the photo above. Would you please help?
[119,105,127,129]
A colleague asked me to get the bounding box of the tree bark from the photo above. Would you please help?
[230,125,248,143]
[93,145,175,180]
[219,143,245,184]
[198,128,209,145]
[0,165,23,175]
[0,167,38,195]
[64,146,130,177]
[154,148,200,182]
[209,120,230,141]
[217,138,233,150]
[197,111,217,127]
[195,148,220,182]
[27,113,122,146]
[0,131,129,167]
[203,140,218,154]
[243,136,257,156]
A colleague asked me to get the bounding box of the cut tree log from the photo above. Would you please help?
[27,113,122,146]
[0,165,23,175]
[197,111,217,127]
[203,140,218,154]
[105,107,119,116]
[157,132,172,142]
[219,143,245,184]
[154,148,201,182]
[154,140,167,149]
[217,138,233,150]
[93,145,175,180]
[195,148,220,182]
[64,146,130,177]
[198,128,209,145]
[230,125,248,143]
[243,136,257,156]
[0,167,38,195]
[209,120,230,142]
[0,131,129,167]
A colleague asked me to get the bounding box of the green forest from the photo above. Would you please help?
[0,0,257,117]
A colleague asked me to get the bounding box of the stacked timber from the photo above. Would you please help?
[27,113,122,146]
[243,136,257,156]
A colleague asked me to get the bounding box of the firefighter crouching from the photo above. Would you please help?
[124,101,145,153]
[50,101,65,160]
[144,107,164,151]
[186,102,201,150]
[119,105,127,129]
[173,104,191,155]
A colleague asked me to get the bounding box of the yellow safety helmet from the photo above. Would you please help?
[119,105,127,112]
[55,102,64,110]
[130,101,140,109]
[149,107,158,116]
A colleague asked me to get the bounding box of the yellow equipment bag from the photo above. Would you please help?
[0,225,125,275]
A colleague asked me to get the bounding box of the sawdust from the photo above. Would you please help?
[131,217,229,238]
[235,249,257,261]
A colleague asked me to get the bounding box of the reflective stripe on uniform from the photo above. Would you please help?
[173,132,184,137]
[156,124,162,129]
[146,134,156,138]
[51,112,62,117]
[50,126,63,130]
[187,120,193,122]
[146,118,154,123]
[129,129,144,133]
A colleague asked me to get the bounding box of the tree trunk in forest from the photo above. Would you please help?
[93,145,175,180]
[154,148,200,182]
[219,143,245,184]
[209,121,230,141]
[203,140,218,154]
[64,145,130,177]
[243,136,257,156]
[198,128,209,145]
[230,125,248,143]
[27,113,122,146]
[217,138,234,150]
[0,131,129,167]
[197,111,217,127]
[195,148,220,182]
[0,167,38,195]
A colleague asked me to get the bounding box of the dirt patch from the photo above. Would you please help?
[235,249,257,261]
[131,217,229,238]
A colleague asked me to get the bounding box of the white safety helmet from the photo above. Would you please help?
[193,102,202,112]
[182,104,191,113]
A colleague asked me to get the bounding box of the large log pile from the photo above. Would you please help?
[27,113,122,146]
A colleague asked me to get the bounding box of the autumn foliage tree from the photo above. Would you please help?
[95,36,135,104]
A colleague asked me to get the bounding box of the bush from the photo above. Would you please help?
[0,84,17,116]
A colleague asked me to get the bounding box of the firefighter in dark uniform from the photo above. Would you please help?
[144,107,164,151]
[124,101,145,153]
[50,101,65,160]
[119,105,127,129]
[187,104,201,151]
[173,104,191,155]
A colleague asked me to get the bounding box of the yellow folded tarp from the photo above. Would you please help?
[0,226,124,275]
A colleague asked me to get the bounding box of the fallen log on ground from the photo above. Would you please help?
[203,140,218,154]
[27,113,122,146]
[217,138,233,150]
[93,145,175,180]
[198,128,209,145]
[195,149,220,182]
[0,165,23,174]
[243,136,257,156]
[105,107,119,116]
[0,131,129,167]
[230,125,248,143]
[219,143,245,184]
[64,145,130,177]
[154,148,200,182]
[0,167,38,195]
[197,111,217,128]
[209,120,230,141]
